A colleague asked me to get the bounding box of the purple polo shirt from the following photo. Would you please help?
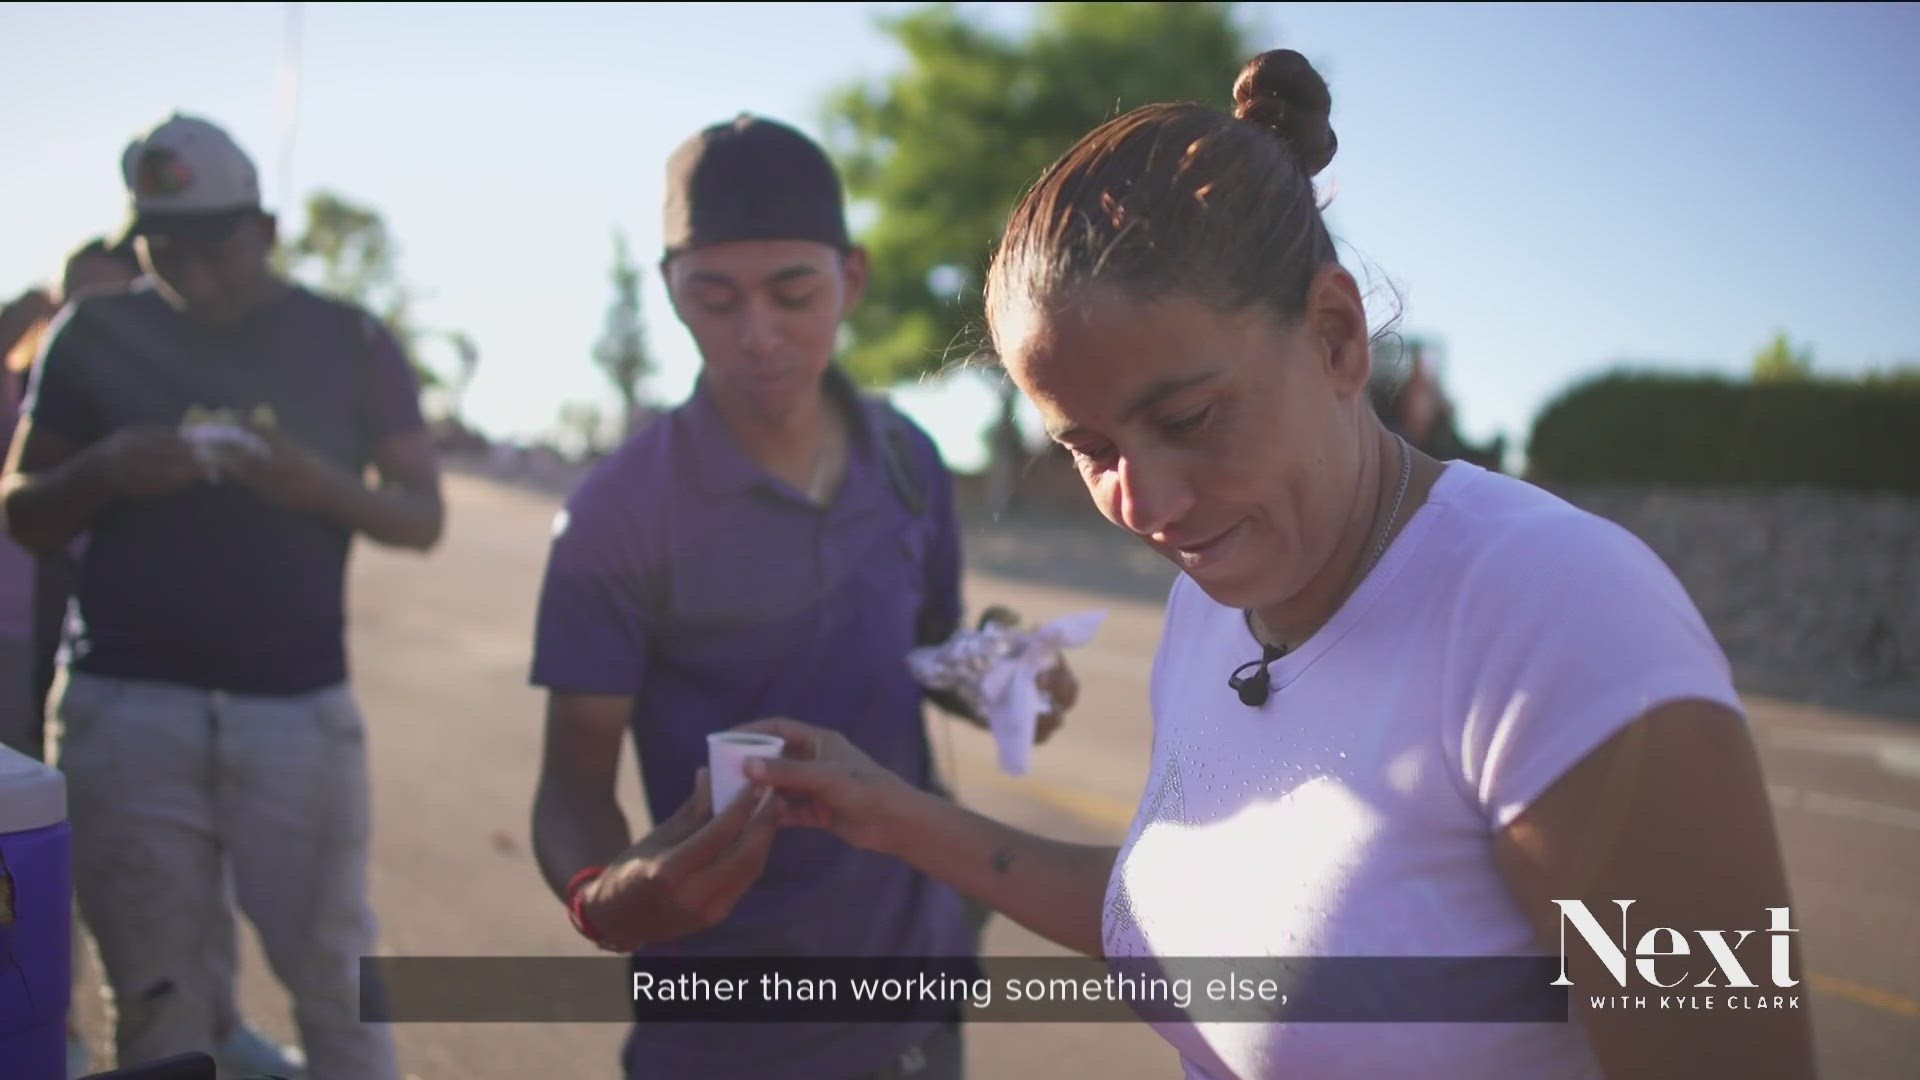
[530,368,976,1078]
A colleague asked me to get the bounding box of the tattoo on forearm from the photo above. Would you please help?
[990,849,1015,875]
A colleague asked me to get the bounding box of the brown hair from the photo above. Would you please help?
[986,49,1341,347]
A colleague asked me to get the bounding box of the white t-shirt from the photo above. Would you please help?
[1102,461,1744,1080]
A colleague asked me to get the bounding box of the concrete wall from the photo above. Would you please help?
[1541,483,1920,711]
[963,449,1920,712]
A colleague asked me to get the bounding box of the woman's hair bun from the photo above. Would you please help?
[1232,49,1337,177]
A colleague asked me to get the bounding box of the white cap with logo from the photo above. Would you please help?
[119,112,262,241]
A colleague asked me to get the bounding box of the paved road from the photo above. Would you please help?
[80,472,1920,1078]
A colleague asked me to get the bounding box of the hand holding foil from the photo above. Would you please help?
[908,609,1103,776]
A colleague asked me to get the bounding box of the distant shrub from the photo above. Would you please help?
[1527,369,1920,494]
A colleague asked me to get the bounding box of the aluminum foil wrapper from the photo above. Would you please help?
[909,609,1107,776]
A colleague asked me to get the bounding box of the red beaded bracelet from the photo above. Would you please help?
[566,866,629,953]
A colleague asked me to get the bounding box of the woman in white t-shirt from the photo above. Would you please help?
[742,49,1814,1079]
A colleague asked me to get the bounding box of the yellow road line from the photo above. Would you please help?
[1807,973,1920,1019]
[976,771,1920,1022]
[1009,776,1138,832]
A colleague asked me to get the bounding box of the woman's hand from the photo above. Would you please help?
[740,718,1120,959]
[1034,658,1080,743]
[736,718,922,855]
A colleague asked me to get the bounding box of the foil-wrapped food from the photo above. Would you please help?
[908,606,1106,776]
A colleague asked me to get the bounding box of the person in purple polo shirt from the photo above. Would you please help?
[529,115,1079,1080]
[2,113,442,1079]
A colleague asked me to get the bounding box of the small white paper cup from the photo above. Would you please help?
[706,732,785,816]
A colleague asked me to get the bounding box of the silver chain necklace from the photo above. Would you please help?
[1249,434,1412,650]
[1364,434,1413,580]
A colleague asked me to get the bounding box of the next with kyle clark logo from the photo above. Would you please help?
[1551,900,1803,1012]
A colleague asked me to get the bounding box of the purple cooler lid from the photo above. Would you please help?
[0,744,66,833]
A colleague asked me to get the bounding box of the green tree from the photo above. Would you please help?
[823,1,1255,392]
[557,401,606,460]
[446,330,480,421]
[1861,362,1920,386]
[280,191,443,389]
[593,231,655,438]
[1752,331,1814,382]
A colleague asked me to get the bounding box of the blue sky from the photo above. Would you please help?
[5,2,1916,472]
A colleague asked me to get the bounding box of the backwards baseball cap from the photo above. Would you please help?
[118,112,262,243]
[662,114,849,261]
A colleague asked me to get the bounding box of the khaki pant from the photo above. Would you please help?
[54,670,399,1080]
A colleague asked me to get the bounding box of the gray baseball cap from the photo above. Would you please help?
[118,113,263,242]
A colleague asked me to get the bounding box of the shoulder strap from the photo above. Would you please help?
[868,397,925,520]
